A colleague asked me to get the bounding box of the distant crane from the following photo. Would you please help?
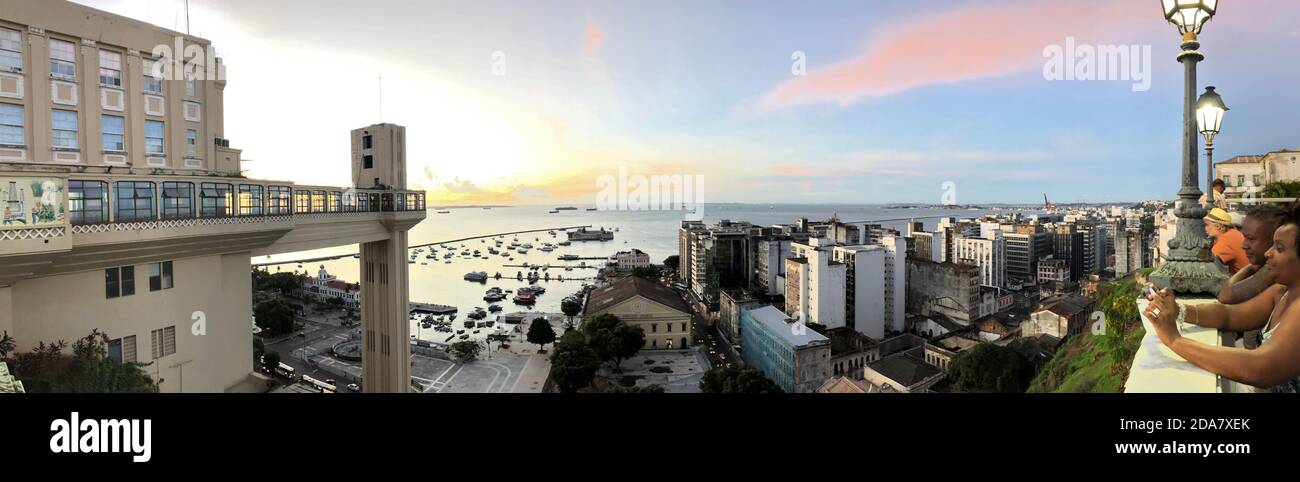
[1043,194,1058,214]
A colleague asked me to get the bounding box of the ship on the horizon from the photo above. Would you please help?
[567,227,614,241]
[555,206,578,210]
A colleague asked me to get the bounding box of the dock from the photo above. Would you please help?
[409,302,458,315]
[253,225,594,267]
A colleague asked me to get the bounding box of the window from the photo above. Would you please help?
[98,50,122,87]
[200,182,233,217]
[68,180,108,224]
[311,191,326,213]
[142,59,163,94]
[101,114,125,151]
[0,27,20,72]
[362,135,372,149]
[357,192,369,212]
[328,191,341,212]
[114,181,155,221]
[186,129,197,155]
[105,266,135,298]
[363,155,373,169]
[681,323,687,332]
[51,109,78,148]
[183,101,201,122]
[145,120,165,155]
[651,324,657,333]
[108,336,137,363]
[185,79,195,97]
[149,261,173,291]
[239,184,263,216]
[0,103,23,145]
[294,190,311,213]
[1237,175,1245,187]
[267,185,291,215]
[1252,175,1261,187]
[151,326,176,359]
[161,181,193,219]
[49,39,76,80]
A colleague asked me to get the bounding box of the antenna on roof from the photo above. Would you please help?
[378,74,384,122]
[184,0,191,35]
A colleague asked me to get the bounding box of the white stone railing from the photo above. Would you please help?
[70,215,293,234]
[0,226,66,241]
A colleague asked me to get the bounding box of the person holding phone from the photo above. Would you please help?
[1144,213,1300,393]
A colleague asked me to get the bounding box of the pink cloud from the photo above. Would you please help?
[585,18,605,56]
[760,0,1155,109]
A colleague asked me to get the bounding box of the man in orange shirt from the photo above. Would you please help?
[1204,208,1250,274]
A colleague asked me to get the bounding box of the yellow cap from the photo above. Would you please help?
[1204,208,1233,226]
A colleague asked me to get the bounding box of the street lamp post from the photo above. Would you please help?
[1197,86,1228,205]
[1149,0,1229,294]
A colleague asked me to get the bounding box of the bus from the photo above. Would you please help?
[301,375,336,393]
[274,362,297,380]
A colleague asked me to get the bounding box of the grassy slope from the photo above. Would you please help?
[1027,322,1145,393]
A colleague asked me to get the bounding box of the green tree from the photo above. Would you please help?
[609,323,645,369]
[0,330,15,358]
[253,338,265,359]
[254,299,296,336]
[549,331,600,393]
[527,317,557,352]
[663,255,679,270]
[1263,180,1300,199]
[325,297,346,311]
[699,366,782,393]
[254,271,305,296]
[5,330,158,393]
[451,341,482,362]
[561,298,583,327]
[945,343,1034,393]
[632,266,660,279]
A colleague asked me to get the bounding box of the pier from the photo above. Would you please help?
[253,224,594,267]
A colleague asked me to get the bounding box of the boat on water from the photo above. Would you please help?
[517,248,529,254]
[513,292,537,304]
[555,207,577,211]
[436,210,451,214]
[464,271,489,282]
[488,305,502,312]
[540,245,554,252]
[586,208,598,211]
[548,210,559,214]
[352,254,360,259]
[558,241,571,246]
[567,227,614,241]
[558,254,580,261]
[521,243,533,249]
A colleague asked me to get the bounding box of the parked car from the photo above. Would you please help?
[346,383,361,392]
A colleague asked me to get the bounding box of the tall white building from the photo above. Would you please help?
[954,232,1006,289]
[879,234,906,335]
[786,237,894,339]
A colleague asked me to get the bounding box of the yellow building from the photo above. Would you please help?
[0,1,424,392]
[582,277,694,350]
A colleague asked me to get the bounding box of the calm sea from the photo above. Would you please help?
[256,204,1029,340]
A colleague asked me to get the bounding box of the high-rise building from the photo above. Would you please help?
[1053,226,1085,282]
[752,235,791,296]
[1115,228,1147,276]
[954,232,1005,289]
[0,1,427,392]
[879,235,907,335]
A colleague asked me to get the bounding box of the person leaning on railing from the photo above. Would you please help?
[1144,203,1300,393]
[1215,204,1289,349]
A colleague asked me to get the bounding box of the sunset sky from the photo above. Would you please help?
[78,0,1300,205]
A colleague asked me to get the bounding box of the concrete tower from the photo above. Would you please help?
[353,123,412,393]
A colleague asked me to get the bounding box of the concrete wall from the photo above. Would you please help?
[2,252,253,392]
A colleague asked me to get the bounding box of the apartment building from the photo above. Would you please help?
[0,1,426,393]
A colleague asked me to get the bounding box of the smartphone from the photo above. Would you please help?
[1143,285,1157,300]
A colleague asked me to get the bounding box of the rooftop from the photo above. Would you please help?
[583,276,691,316]
[743,305,828,348]
[868,350,942,387]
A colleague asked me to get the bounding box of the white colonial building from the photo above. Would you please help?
[302,265,360,309]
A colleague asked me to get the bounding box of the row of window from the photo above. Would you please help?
[0,102,198,153]
[69,180,425,224]
[106,325,176,364]
[649,322,689,334]
[2,26,192,96]
[105,261,173,299]
[1222,174,1261,188]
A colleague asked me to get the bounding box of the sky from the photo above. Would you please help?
[75,0,1300,205]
